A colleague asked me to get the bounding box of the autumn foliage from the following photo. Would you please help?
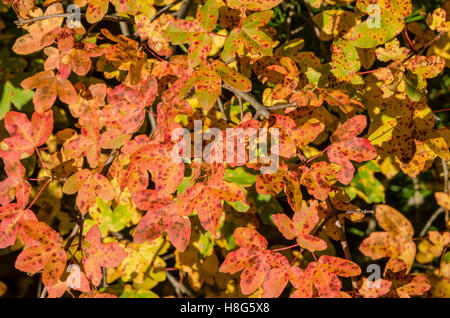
[0,0,449,298]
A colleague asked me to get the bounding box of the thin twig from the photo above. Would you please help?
[100,149,118,176]
[356,32,446,78]
[118,21,130,36]
[14,13,134,26]
[272,243,299,252]
[161,253,175,261]
[327,199,359,291]
[311,208,335,237]
[117,9,130,37]
[343,210,374,215]
[420,207,445,237]
[64,223,80,249]
[173,0,193,19]
[182,87,195,100]
[401,31,446,64]
[217,97,228,122]
[166,272,194,297]
[412,263,435,270]
[148,107,158,137]
[267,101,298,111]
[37,275,43,298]
[300,1,329,61]
[40,287,47,298]
[404,27,416,52]
[148,237,167,271]
[284,3,295,42]
[150,0,183,22]
[237,96,243,120]
[26,178,51,210]
[102,268,108,288]
[222,83,269,119]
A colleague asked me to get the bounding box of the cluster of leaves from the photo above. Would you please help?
[0,0,448,298]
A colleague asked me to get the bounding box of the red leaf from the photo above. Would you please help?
[299,161,340,201]
[219,227,290,296]
[132,191,191,251]
[0,203,36,248]
[273,200,327,252]
[2,110,53,159]
[122,142,184,195]
[15,220,67,287]
[62,169,114,214]
[327,116,377,184]
[21,71,77,113]
[290,255,361,298]
[83,225,127,286]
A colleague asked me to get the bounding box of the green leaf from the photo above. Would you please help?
[197,0,219,31]
[194,231,215,257]
[346,161,385,204]
[224,167,256,187]
[226,200,250,212]
[349,10,404,48]
[0,81,34,119]
[95,197,133,234]
[120,285,158,298]
[221,11,274,62]
[213,60,252,92]
[331,38,362,83]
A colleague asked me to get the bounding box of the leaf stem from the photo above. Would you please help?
[327,198,359,291]
[25,178,51,210]
[272,243,299,252]
[150,0,183,22]
[217,97,228,122]
[173,0,194,19]
[305,145,331,164]
[404,27,416,52]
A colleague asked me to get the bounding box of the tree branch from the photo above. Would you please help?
[420,207,445,237]
[326,199,359,291]
[150,0,183,22]
[14,13,134,26]
[166,272,194,297]
[222,83,270,119]
[148,108,158,137]
[267,101,298,111]
[300,1,330,61]
[39,287,47,298]
[173,0,194,19]
[237,96,243,120]
[100,149,118,176]
[217,97,228,122]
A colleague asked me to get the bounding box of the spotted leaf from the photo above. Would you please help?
[83,225,127,286]
[359,205,416,271]
[62,169,114,214]
[273,200,327,252]
[219,227,290,296]
[15,220,67,287]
